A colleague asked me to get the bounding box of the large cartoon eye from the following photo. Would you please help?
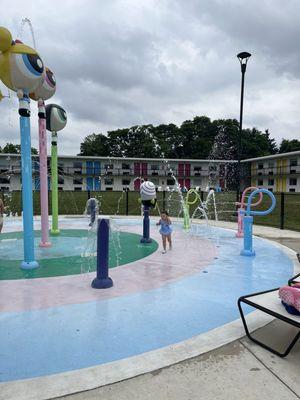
[45,69,56,87]
[57,108,67,122]
[23,54,44,75]
[10,52,44,92]
[30,67,56,101]
[46,104,67,132]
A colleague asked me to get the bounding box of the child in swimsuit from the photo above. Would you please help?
[156,210,172,254]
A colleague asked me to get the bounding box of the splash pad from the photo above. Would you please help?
[0,215,298,400]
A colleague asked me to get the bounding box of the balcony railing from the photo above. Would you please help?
[252,166,300,176]
[26,167,214,177]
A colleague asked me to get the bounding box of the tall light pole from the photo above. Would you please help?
[237,51,251,201]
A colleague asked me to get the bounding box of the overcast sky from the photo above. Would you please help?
[0,0,299,155]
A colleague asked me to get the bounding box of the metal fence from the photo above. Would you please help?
[1,190,300,231]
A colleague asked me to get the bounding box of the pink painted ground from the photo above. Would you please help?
[0,219,217,312]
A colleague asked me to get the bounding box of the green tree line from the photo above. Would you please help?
[0,143,38,154]
[79,116,299,159]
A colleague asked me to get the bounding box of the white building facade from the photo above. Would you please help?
[1,151,299,193]
[0,154,235,192]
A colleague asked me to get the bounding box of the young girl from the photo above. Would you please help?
[156,211,172,254]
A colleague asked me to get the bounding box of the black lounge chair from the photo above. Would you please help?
[289,272,300,286]
[238,276,300,358]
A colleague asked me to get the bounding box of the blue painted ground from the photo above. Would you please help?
[0,226,294,382]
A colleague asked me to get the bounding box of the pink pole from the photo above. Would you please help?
[38,99,51,247]
[236,208,244,238]
[236,186,263,238]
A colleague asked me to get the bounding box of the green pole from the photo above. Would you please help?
[51,131,60,235]
[183,204,190,231]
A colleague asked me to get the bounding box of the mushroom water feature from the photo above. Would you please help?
[30,67,56,247]
[0,26,45,269]
[45,104,67,236]
[140,181,157,243]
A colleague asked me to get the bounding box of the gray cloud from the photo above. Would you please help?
[0,0,299,155]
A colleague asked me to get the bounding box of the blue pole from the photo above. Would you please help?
[91,218,113,289]
[240,215,255,256]
[19,92,39,270]
[240,188,276,257]
[140,204,152,243]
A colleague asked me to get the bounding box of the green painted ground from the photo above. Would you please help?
[0,230,158,280]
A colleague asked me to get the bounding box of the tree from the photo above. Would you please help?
[0,142,38,155]
[152,123,181,159]
[241,128,277,160]
[279,139,300,153]
[78,116,288,160]
[79,134,109,156]
[179,116,217,159]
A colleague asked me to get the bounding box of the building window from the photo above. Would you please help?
[257,179,264,186]
[104,164,114,170]
[258,163,264,170]
[268,188,273,192]
[58,187,64,191]
[58,162,64,174]
[194,166,202,171]
[151,165,158,170]
[33,160,39,172]
[122,179,131,185]
[0,177,10,184]
[167,178,175,185]
[105,187,113,191]
[289,188,296,192]
[73,161,82,175]
[268,161,274,175]
[290,159,297,173]
[122,163,130,169]
[268,179,274,186]
[74,187,82,191]
[122,171,130,175]
[73,178,83,185]
[58,177,64,184]
[104,178,114,185]
[289,178,297,186]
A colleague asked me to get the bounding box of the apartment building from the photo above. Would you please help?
[242,150,300,193]
[1,151,299,193]
[0,154,235,192]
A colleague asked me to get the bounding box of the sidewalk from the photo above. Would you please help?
[60,319,300,400]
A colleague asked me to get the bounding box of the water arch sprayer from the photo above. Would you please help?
[183,189,200,230]
[236,186,263,238]
[241,188,276,256]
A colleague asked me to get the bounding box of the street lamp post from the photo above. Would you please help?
[237,51,251,201]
